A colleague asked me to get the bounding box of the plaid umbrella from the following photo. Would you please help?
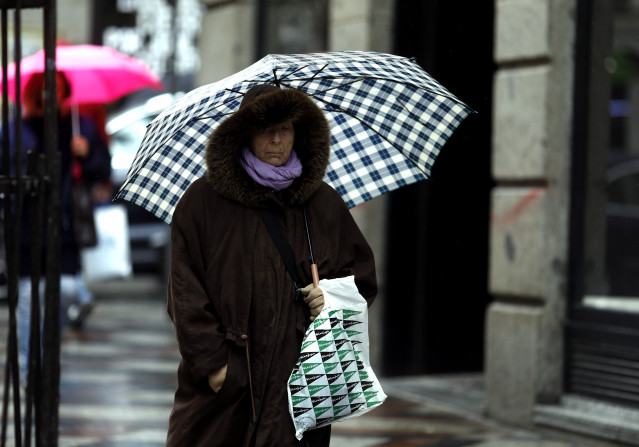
[115,51,473,224]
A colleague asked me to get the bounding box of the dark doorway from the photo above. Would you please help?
[383,1,495,375]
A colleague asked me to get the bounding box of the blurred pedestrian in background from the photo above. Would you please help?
[3,71,111,379]
[166,84,377,446]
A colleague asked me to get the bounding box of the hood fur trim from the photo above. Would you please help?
[205,87,330,208]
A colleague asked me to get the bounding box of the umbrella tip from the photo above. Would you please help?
[272,68,281,88]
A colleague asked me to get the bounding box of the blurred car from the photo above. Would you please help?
[605,152,639,296]
[106,92,182,280]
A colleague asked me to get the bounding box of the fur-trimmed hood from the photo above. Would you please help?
[205,85,330,208]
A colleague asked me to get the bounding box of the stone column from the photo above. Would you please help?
[57,0,93,45]
[327,0,395,370]
[486,0,576,425]
[197,0,257,86]
[328,0,394,53]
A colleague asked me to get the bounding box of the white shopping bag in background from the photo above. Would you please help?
[288,275,386,440]
[81,204,132,281]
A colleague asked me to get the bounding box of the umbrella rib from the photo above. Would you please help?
[239,70,462,105]
[279,78,460,135]
[225,87,245,95]
[238,64,313,88]
[284,77,365,96]
[194,111,234,121]
[273,63,313,83]
[185,89,245,119]
[277,74,466,105]
[391,94,449,136]
[308,94,425,173]
[296,63,329,89]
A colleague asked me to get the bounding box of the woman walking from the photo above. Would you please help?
[167,84,377,446]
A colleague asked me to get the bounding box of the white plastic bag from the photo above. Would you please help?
[288,275,386,440]
[81,204,132,281]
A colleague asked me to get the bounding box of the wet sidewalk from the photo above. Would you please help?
[2,284,586,446]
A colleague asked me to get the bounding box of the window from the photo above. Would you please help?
[567,0,639,409]
[582,0,639,311]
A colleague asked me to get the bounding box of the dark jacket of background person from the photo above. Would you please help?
[1,72,111,276]
[166,88,377,447]
[18,112,110,275]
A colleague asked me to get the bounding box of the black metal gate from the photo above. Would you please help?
[0,1,61,446]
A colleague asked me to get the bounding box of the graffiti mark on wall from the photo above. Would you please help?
[491,187,547,227]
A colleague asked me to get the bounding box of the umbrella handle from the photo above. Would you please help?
[311,264,319,288]
[71,102,80,137]
[304,208,319,288]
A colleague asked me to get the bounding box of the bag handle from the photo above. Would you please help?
[258,207,319,291]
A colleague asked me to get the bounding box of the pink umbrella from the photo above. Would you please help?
[0,44,163,104]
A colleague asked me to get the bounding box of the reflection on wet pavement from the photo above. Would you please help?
[1,297,577,446]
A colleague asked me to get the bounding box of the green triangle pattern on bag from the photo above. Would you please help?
[287,276,387,441]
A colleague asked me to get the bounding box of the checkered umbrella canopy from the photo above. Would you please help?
[114,51,473,224]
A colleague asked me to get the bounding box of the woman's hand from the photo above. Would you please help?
[300,284,324,321]
[71,135,90,158]
[208,364,228,393]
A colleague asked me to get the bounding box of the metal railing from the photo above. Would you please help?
[0,1,60,446]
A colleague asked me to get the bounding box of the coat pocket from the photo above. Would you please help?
[214,344,249,405]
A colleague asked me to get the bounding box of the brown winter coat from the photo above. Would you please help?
[166,87,377,447]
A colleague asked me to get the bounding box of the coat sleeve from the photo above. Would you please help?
[318,184,378,306]
[168,182,228,381]
[78,116,111,185]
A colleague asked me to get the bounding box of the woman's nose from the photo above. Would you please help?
[271,131,282,143]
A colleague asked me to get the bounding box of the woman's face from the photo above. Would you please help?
[250,120,295,167]
[24,73,68,116]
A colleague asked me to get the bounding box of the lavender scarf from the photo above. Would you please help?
[239,146,303,191]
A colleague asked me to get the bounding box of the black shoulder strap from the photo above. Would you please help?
[258,208,303,288]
